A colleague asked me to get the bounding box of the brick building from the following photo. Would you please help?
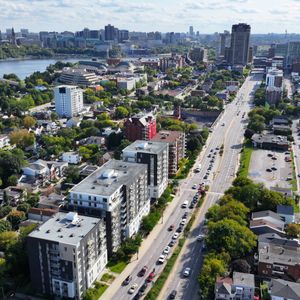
[124,113,157,142]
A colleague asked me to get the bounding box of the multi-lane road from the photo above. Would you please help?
[159,72,263,300]
[102,72,263,300]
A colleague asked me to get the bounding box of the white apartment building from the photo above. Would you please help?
[54,85,83,118]
[68,159,149,256]
[122,141,169,200]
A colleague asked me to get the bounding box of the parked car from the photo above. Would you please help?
[266,168,272,172]
[169,240,175,247]
[169,290,177,299]
[176,225,183,233]
[128,283,138,294]
[138,282,148,295]
[163,246,171,255]
[168,224,175,231]
[183,267,191,277]
[183,212,188,218]
[138,266,148,277]
[180,219,187,226]
[122,275,132,286]
[192,184,197,189]
[189,203,195,209]
[172,232,179,240]
[197,234,205,242]
[147,271,156,282]
[158,254,166,264]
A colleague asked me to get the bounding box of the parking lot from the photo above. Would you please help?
[248,149,293,190]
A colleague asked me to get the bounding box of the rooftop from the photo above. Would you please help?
[233,272,255,288]
[70,159,147,196]
[250,219,285,232]
[277,204,294,215]
[252,210,283,222]
[269,279,300,300]
[28,212,102,245]
[123,140,168,155]
[151,130,184,144]
[258,233,300,248]
[252,133,288,145]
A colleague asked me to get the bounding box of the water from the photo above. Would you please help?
[0,58,82,80]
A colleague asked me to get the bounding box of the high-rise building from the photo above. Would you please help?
[54,85,83,118]
[190,47,207,63]
[266,68,283,88]
[219,30,230,57]
[68,160,149,256]
[124,112,157,142]
[104,24,116,41]
[122,141,169,200]
[189,26,194,37]
[229,23,251,66]
[27,212,107,299]
[118,30,129,42]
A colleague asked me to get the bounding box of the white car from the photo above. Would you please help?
[163,246,170,255]
[192,184,197,189]
[158,254,166,264]
[180,219,187,226]
[128,283,138,294]
[183,267,191,277]
[172,232,179,240]
[197,234,205,242]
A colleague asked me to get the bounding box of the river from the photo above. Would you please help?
[0,58,83,80]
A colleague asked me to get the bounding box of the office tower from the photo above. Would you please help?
[219,30,230,57]
[190,47,207,62]
[20,28,29,37]
[124,112,157,142]
[189,26,194,37]
[151,131,185,176]
[68,160,149,256]
[104,24,115,41]
[118,30,129,42]
[122,141,169,200]
[27,212,107,299]
[266,68,283,88]
[54,85,83,118]
[229,23,251,66]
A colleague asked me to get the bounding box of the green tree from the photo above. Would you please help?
[285,223,300,238]
[64,165,80,184]
[17,203,31,213]
[7,174,18,186]
[9,129,35,149]
[7,210,26,229]
[115,106,129,119]
[0,231,18,251]
[206,219,257,259]
[23,115,36,128]
[0,220,12,233]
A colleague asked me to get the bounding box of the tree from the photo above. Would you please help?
[17,203,31,213]
[0,220,12,233]
[232,259,251,273]
[7,210,26,229]
[187,137,201,152]
[115,106,129,119]
[285,223,300,238]
[27,194,39,207]
[198,253,227,300]
[9,129,35,149]
[64,165,80,184]
[206,219,257,259]
[0,231,18,251]
[7,175,18,186]
[0,206,12,218]
[23,116,36,128]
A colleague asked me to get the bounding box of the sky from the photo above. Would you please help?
[1,0,300,34]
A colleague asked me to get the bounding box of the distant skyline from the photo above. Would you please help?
[1,0,300,34]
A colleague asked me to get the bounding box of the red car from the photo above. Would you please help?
[146,271,155,282]
[138,266,148,277]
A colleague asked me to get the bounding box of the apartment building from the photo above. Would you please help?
[124,112,157,142]
[59,68,98,86]
[122,140,168,200]
[54,85,83,118]
[27,212,107,299]
[68,159,149,256]
[152,130,185,176]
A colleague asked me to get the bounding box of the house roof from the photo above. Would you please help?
[250,219,285,232]
[269,279,300,300]
[252,210,283,222]
[277,205,294,216]
[259,233,300,248]
[233,272,255,288]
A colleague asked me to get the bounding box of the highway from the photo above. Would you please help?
[102,73,263,300]
[159,72,263,300]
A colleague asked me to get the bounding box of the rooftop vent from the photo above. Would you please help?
[46,229,50,233]
[57,228,62,232]
[69,234,74,237]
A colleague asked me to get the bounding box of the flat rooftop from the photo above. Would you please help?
[233,272,255,288]
[152,130,184,144]
[29,212,101,245]
[70,159,146,196]
[252,133,288,145]
[123,140,168,154]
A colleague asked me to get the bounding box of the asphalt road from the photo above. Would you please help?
[104,73,263,300]
[159,72,263,300]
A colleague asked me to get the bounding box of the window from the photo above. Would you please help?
[88,196,91,200]
[103,198,107,203]
[64,247,67,252]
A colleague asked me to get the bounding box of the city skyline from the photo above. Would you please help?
[2,0,300,34]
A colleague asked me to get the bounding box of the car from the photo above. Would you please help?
[138,266,148,277]
[267,153,273,157]
[158,254,166,264]
[287,176,292,181]
[221,122,225,126]
[210,159,214,163]
[180,219,187,226]
[172,232,179,239]
[132,294,141,300]
[183,267,191,277]
[197,234,205,241]
[147,271,155,282]
[216,147,220,150]
[183,212,188,218]
[181,201,188,208]
[271,167,277,171]
[189,203,195,209]
[128,283,138,294]
[298,173,300,178]
[207,154,211,158]
[169,240,175,247]
[122,275,132,286]
[176,225,183,233]
[266,168,272,172]
[214,152,217,155]
[285,151,291,155]
[210,149,213,152]
[203,175,208,180]
[138,282,148,295]
[168,224,175,231]
[272,156,277,160]
[192,199,198,205]
[163,246,171,255]
[169,290,177,299]
[192,184,197,189]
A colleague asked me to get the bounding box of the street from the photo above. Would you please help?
[101,73,263,300]
[159,72,263,300]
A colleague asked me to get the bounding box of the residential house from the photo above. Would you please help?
[0,134,10,148]
[28,207,58,222]
[0,186,27,206]
[66,117,82,128]
[268,278,300,300]
[78,136,105,147]
[277,205,295,224]
[38,193,65,210]
[62,152,82,164]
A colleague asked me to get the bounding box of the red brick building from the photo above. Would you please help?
[124,113,157,142]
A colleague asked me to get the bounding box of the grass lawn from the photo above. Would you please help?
[84,282,108,300]
[238,141,253,178]
[107,260,127,274]
[100,273,115,283]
